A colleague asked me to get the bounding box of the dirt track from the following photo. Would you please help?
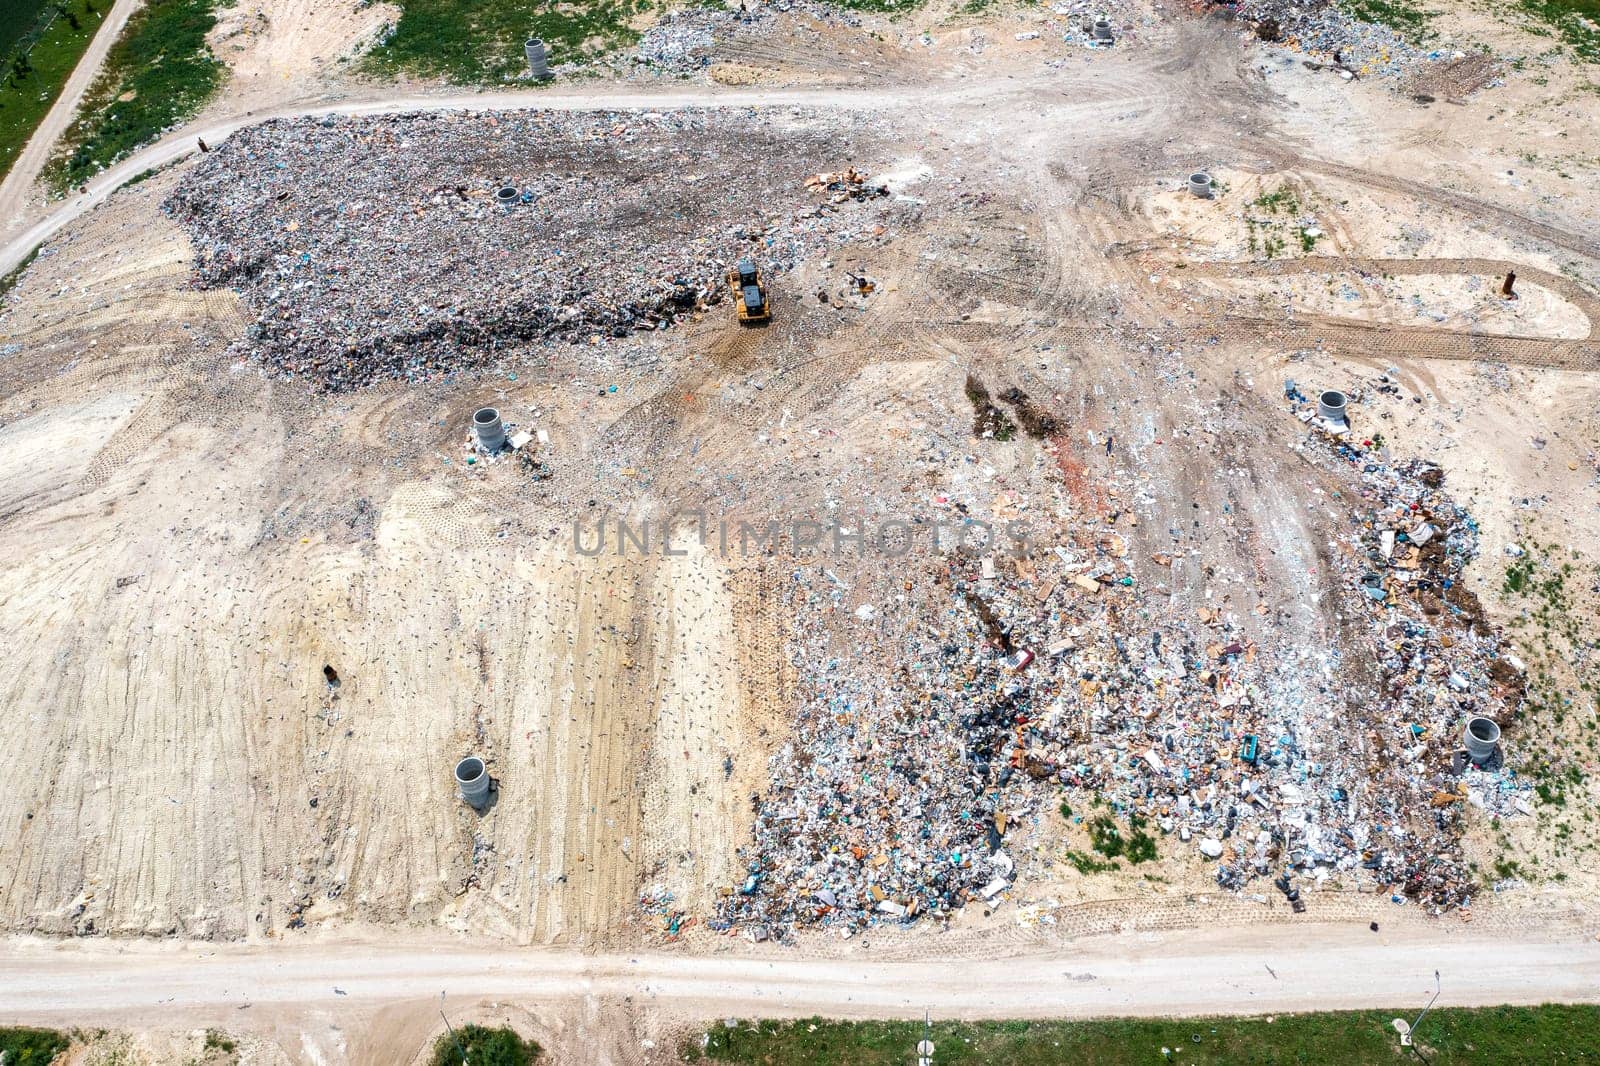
[3,924,1599,1063]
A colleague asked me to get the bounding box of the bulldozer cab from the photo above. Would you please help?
[727,258,770,323]
[741,284,765,316]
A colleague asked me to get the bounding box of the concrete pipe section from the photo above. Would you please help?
[473,406,506,452]
[1092,19,1115,41]
[1465,716,1501,766]
[455,756,492,810]
[525,37,551,79]
[1318,389,1348,424]
[1188,172,1214,198]
[495,185,520,207]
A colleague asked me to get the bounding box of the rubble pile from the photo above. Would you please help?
[632,9,733,74]
[1219,0,1431,78]
[1298,403,1531,901]
[715,409,1527,940]
[805,167,889,201]
[166,109,885,389]
[629,2,864,77]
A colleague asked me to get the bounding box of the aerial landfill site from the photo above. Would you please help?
[2,0,1600,1059]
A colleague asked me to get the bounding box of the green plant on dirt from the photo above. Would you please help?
[1063,849,1119,874]
[1504,557,1535,594]
[1087,814,1122,856]
[0,1,108,183]
[1250,185,1301,215]
[688,1006,1600,1064]
[0,1026,70,1066]
[50,0,224,189]
[1087,813,1157,864]
[430,1024,541,1066]
[203,1029,237,1054]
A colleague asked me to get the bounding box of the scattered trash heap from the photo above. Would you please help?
[630,1,864,77]
[1221,0,1446,81]
[714,404,1527,941]
[1294,398,1530,902]
[166,108,886,390]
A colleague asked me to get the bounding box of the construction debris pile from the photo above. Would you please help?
[630,2,864,77]
[632,8,734,74]
[714,411,1527,940]
[1221,0,1434,78]
[1293,402,1531,899]
[166,109,885,389]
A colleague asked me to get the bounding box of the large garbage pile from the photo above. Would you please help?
[714,404,1528,940]
[166,109,885,390]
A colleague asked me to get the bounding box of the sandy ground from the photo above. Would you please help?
[0,0,1599,1063]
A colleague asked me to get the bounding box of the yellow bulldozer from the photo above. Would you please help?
[726,258,770,324]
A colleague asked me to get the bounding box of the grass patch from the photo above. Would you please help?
[203,1029,237,1054]
[0,1026,70,1066]
[1087,813,1158,864]
[0,2,110,183]
[365,0,649,84]
[1518,0,1600,61]
[690,1005,1600,1064]
[2,2,55,56]
[50,0,225,189]
[430,1024,542,1066]
[1250,185,1300,215]
[1063,849,1119,874]
[1338,0,1435,42]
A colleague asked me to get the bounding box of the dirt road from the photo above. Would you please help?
[0,0,140,232]
[2,925,1597,1039]
[0,86,904,275]
[0,71,1167,276]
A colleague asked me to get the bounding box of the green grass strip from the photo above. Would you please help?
[0,2,110,183]
[51,0,224,189]
[690,1005,1600,1064]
